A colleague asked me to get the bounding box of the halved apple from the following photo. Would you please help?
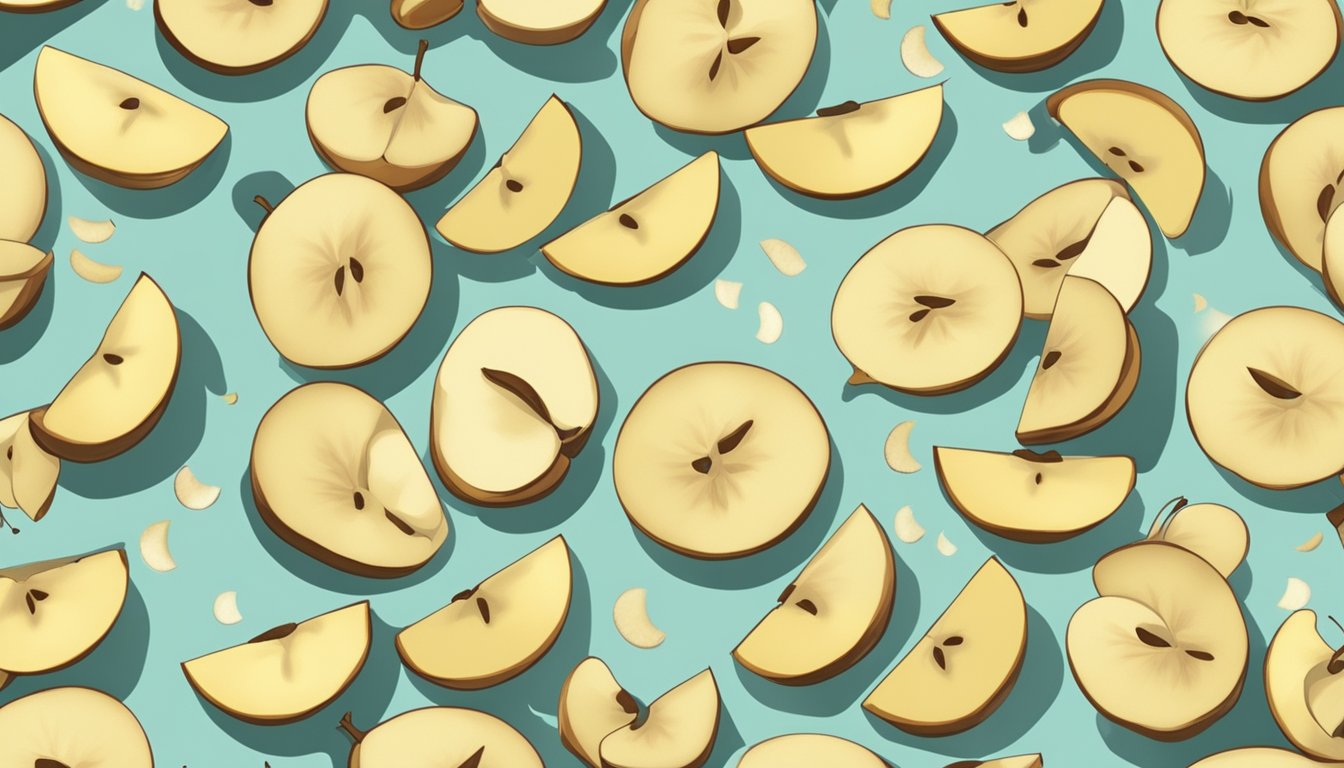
[1191,748,1339,767]
[738,734,888,767]
[559,657,638,767]
[397,536,572,689]
[156,0,328,74]
[478,0,605,43]
[1145,498,1248,579]
[0,240,53,330]
[390,0,462,29]
[1259,106,1344,272]
[542,151,720,285]
[744,85,943,199]
[0,114,46,242]
[183,601,371,725]
[436,95,581,253]
[0,411,60,522]
[0,686,153,768]
[864,557,1026,735]
[1266,610,1344,760]
[30,274,181,462]
[935,447,1135,542]
[251,382,449,577]
[1048,79,1205,238]
[600,669,720,768]
[342,706,543,767]
[33,46,228,189]
[734,503,895,684]
[933,0,1103,72]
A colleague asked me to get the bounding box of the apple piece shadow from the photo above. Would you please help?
[1269,238,1335,307]
[957,489,1147,576]
[954,0,1124,93]
[67,132,231,220]
[464,0,630,84]
[232,171,298,233]
[0,139,65,364]
[733,549,922,717]
[0,0,106,72]
[1213,466,1344,516]
[1174,47,1344,126]
[58,309,223,498]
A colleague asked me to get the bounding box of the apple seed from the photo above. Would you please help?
[1248,367,1302,399]
[1135,626,1170,648]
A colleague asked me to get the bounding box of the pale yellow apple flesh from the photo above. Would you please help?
[933,0,1104,72]
[613,361,829,559]
[1327,207,1344,308]
[0,549,128,678]
[737,734,888,767]
[1266,609,1344,760]
[1068,196,1152,313]
[1146,500,1248,579]
[0,0,82,9]
[744,84,943,199]
[559,657,638,767]
[0,411,60,522]
[1260,106,1344,272]
[0,240,53,330]
[1191,747,1340,767]
[599,669,720,768]
[0,686,153,768]
[0,114,46,242]
[954,756,1042,768]
[864,557,1026,735]
[397,536,572,689]
[543,151,720,285]
[346,706,543,767]
[156,0,328,74]
[391,0,463,29]
[478,0,606,43]
[437,95,581,253]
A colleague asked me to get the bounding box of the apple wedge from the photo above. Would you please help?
[1265,610,1344,760]
[397,536,572,689]
[341,706,543,768]
[251,382,449,577]
[1326,208,1344,308]
[0,0,81,10]
[33,46,228,189]
[744,85,943,199]
[935,447,1135,542]
[738,734,888,767]
[391,0,462,29]
[1259,106,1344,272]
[0,411,60,522]
[0,240,53,330]
[30,274,180,462]
[1145,498,1248,579]
[1016,275,1139,444]
[599,669,720,768]
[864,557,1027,735]
[933,0,1104,72]
[543,151,720,285]
[156,0,328,74]
[1066,196,1153,313]
[559,657,638,767]
[734,504,895,684]
[183,601,371,725]
[1048,79,1205,238]
[0,114,46,242]
[478,0,605,43]
[0,686,153,768]
[1191,748,1340,767]
[437,95,581,253]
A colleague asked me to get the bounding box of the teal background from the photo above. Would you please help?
[3,0,1344,765]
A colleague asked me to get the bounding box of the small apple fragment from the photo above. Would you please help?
[390,0,463,29]
[1145,497,1248,578]
[342,706,543,767]
[0,411,60,522]
[894,505,925,543]
[477,0,606,44]
[213,591,242,625]
[138,520,175,572]
[1299,532,1325,552]
[900,25,944,78]
[599,669,720,768]
[0,240,53,329]
[173,465,219,510]
[1279,578,1312,611]
[1002,111,1035,141]
[1261,107,1344,272]
[613,588,665,649]
[738,734,889,767]
[1266,609,1344,760]
[68,216,115,244]
[933,0,1103,72]
[1191,747,1340,767]
[760,238,805,276]
[70,248,123,284]
[0,686,153,768]
[885,421,921,474]
[755,301,782,344]
[714,279,742,309]
[0,114,46,243]
[155,0,328,74]
[936,532,958,557]
[559,657,638,768]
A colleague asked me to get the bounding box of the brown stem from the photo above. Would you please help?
[413,39,429,81]
[816,100,861,117]
[338,711,367,743]
[253,195,274,214]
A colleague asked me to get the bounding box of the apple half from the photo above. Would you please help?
[864,557,1027,735]
[1144,497,1248,579]
[342,706,543,768]
[0,240,53,330]
[183,601,371,725]
[738,734,889,767]
[1048,79,1205,238]
[1266,609,1344,760]
[30,274,181,462]
[0,410,60,522]
[1191,748,1340,767]
[397,536,572,689]
[478,0,606,44]
[559,657,638,767]
[155,0,328,74]
[933,0,1104,72]
[599,669,720,768]
[251,381,449,577]
[33,46,228,189]
[744,84,943,199]
[935,447,1135,542]
[0,114,46,242]
[0,686,153,768]
[1259,106,1344,272]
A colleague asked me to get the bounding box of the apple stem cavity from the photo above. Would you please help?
[1248,367,1302,399]
[817,100,861,118]
[337,711,367,743]
[413,39,429,81]
[252,195,274,215]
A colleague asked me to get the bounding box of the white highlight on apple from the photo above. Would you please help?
[900,26,944,79]
[714,279,742,310]
[140,520,176,572]
[760,239,806,276]
[613,587,665,649]
[174,466,220,510]
[213,591,242,625]
[1279,578,1311,610]
[936,531,957,556]
[1002,112,1035,141]
[1200,308,1233,341]
[894,505,925,543]
[68,216,115,243]
[884,421,921,473]
[69,249,122,284]
[756,302,783,344]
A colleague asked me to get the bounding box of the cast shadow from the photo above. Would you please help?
[960,492,1146,576]
[1171,169,1232,256]
[398,125,488,219]
[703,706,746,768]
[232,171,297,232]
[1214,467,1344,516]
[0,0,105,72]
[470,0,631,84]
[28,139,64,253]
[1176,50,1344,126]
[69,133,231,220]
[0,266,54,365]
[959,0,1124,93]
[60,310,223,498]
[1271,239,1333,304]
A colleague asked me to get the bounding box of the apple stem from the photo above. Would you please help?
[1145,495,1188,539]
[253,195,274,215]
[337,711,366,743]
[413,39,428,81]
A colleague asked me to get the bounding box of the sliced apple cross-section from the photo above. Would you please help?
[738,734,888,768]
[0,240,53,331]
[600,669,720,768]
[156,0,328,74]
[1260,106,1344,272]
[1192,748,1342,767]
[933,0,1104,72]
[1327,208,1344,308]
[342,706,543,768]
[1145,498,1248,579]
[0,411,60,523]
[0,113,46,242]
[0,686,153,768]
[559,657,639,767]
[478,0,606,44]
[1266,609,1344,761]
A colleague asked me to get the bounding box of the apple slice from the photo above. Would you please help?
[0,240,53,330]
[1191,748,1340,767]
[1016,275,1139,444]
[478,0,605,43]
[0,549,128,681]
[1186,306,1344,489]
[430,306,598,506]
[0,686,153,768]
[935,447,1135,542]
[1068,541,1248,740]
[183,601,371,725]
[599,669,720,768]
[1048,79,1205,238]
[621,0,817,134]
[391,0,463,29]
[543,151,720,285]
[437,95,581,253]
[1145,498,1248,579]
[0,114,46,242]
[251,382,449,577]
[341,706,543,767]
[559,657,638,767]
[33,46,228,189]
[1066,196,1153,313]
[933,0,1104,72]
[30,274,180,462]
[739,734,888,767]
[1265,609,1344,760]
[744,85,943,199]
[734,504,895,684]
[0,0,80,8]
[947,757,1041,768]
[0,411,60,522]
[397,536,572,689]
[614,362,829,559]
[155,0,328,74]
[1260,106,1344,272]
[1327,208,1344,308]
[834,225,1023,395]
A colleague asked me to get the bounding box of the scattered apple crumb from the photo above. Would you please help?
[613,587,666,649]
[174,466,220,511]
[220,393,239,405]
[68,216,116,243]
[894,505,925,543]
[756,302,783,344]
[1297,532,1324,552]
[900,26,944,79]
[870,0,891,19]
[70,249,123,284]
[213,591,242,625]
[714,279,742,310]
[126,0,144,9]
[1278,577,1310,610]
[1193,293,1208,313]
[936,531,957,556]
[760,239,806,276]
[884,421,922,473]
[139,520,176,573]
[1002,112,1035,141]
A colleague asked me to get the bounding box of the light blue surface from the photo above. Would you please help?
[3,0,1344,765]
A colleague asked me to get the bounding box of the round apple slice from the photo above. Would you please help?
[733,504,895,684]
[248,173,431,369]
[833,224,1023,395]
[1067,541,1248,740]
[744,85,943,199]
[0,411,60,522]
[738,734,887,767]
[559,657,638,768]
[478,0,605,43]
[599,669,720,768]
[182,601,371,725]
[1266,610,1344,761]
[932,0,1103,72]
[864,557,1026,735]
[613,362,829,559]
[621,0,817,134]
[1186,306,1344,489]
[0,686,152,768]
[397,536,573,689]
[0,114,46,242]
[1158,0,1341,101]
[935,447,1135,542]
[342,706,543,767]
[30,274,181,462]
[437,95,581,254]
[1261,107,1344,272]
[1048,79,1205,239]
[0,240,53,330]
[391,0,463,29]
[1192,747,1342,767]
[251,382,449,577]
[1145,498,1248,579]
[156,0,328,74]
[543,151,720,285]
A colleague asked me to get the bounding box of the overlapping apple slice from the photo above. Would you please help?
[391,0,462,29]
[738,734,888,767]
[1260,106,1344,272]
[156,0,328,74]
[0,240,53,330]
[0,411,60,522]
[1265,609,1344,761]
[543,152,720,285]
[1326,208,1344,308]
[744,85,943,199]
[734,504,895,684]
[0,114,46,243]
[0,686,153,768]
[600,669,720,768]
[30,274,180,462]
[1191,748,1340,767]
[341,706,544,767]
[932,0,1103,72]
[559,657,639,767]
[478,0,606,43]
[864,558,1026,734]
[397,536,572,689]
[33,47,228,189]
[956,756,1042,768]
[1144,497,1248,578]
[1048,79,1205,238]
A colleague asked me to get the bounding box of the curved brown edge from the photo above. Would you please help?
[0,684,154,765]
[597,668,721,768]
[611,361,832,560]
[181,600,372,726]
[154,0,330,76]
[477,0,606,45]
[343,704,544,766]
[389,0,464,30]
[0,113,49,243]
[0,0,82,11]
[557,656,637,765]
[932,0,1104,74]
[1257,106,1344,273]
[740,734,892,766]
[0,250,53,330]
[1190,746,1335,766]
[395,535,573,690]
[1262,610,1341,761]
